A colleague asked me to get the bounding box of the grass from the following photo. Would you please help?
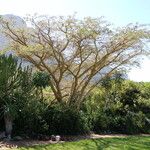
[14,136,150,150]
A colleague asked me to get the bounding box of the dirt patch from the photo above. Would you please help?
[0,140,63,149]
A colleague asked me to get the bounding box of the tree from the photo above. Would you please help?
[33,71,50,99]
[0,54,33,139]
[0,15,150,108]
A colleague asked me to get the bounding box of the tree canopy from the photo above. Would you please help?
[0,15,150,108]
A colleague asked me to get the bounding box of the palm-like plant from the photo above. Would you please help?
[0,55,32,139]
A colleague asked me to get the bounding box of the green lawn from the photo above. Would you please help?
[14,136,150,150]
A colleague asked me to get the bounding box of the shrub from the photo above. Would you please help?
[43,104,89,135]
[84,80,150,134]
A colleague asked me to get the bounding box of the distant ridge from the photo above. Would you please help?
[0,14,26,51]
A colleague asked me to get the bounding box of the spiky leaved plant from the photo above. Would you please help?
[0,54,32,139]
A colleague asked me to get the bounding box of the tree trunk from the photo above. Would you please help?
[4,113,13,140]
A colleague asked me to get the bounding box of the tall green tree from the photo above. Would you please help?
[0,54,33,139]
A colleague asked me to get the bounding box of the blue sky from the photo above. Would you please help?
[0,0,150,81]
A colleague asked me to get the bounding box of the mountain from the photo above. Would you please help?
[0,14,26,51]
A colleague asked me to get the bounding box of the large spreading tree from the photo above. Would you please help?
[0,15,150,108]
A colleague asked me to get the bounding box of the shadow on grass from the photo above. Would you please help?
[18,136,150,150]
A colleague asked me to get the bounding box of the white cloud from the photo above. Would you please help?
[129,58,150,82]
[0,0,68,16]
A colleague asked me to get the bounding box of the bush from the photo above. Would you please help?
[124,111,147,134]
[92,110,125,134]
[13,103,90,137]
[92,111,109,133]
[84,80,150,135]
[13,98,49,136]
[43,104,89,135]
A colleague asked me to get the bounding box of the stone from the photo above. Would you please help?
[55,135,60,142]
[51,135,56,141]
